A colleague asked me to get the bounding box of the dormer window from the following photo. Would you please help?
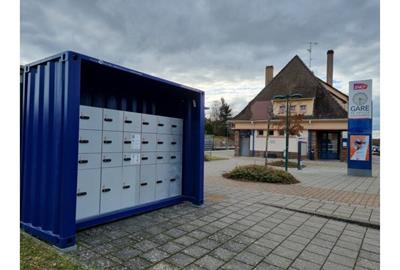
[290,105,296,113]
[279,105,285,114]
[300,104,307,113]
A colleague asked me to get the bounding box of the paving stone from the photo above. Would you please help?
[151,233,174,245]
[134,239,159,252]
[185,264,207,270]
[280,240,306,252]
[234,251,263,266]
[194,255,225,270]
[197,238,221,250]
[322,261,352,270]
[358,249,380,262]
[174,235,198,247]
[221,259,254,270]
[166,252,196,267]
[253,262,284,270]
[159,242,185,254]
[148,261,179,270]
[272,246,300,260]
[291,258,321,270]
[208,232,233,243]
[327,253,356,268]
[210,247,237,261]
[361,243,380,254]
[165,228,187,238]
[221,240,247,253]
[182,245,210,258]
[255,238,280,249]
[187,230,210,240]
[87,255,118,268]
[356,257,380,269]
[126,256,152,270]
[141,248,170,263]
[232,234,255,245]
[264,253,292,269]
[245,244,273,257]
[111,247,142,261]
[331,246,359,259]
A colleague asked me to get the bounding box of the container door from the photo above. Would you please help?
[123,111,142,132]
[168,152,182,164]
[168,164,182,197]
[123,132,141,152]
[139,164,156,204]
[79,105,103,130]
[77,153,101,170]
[121,166,140,208]
[122,153,141,166]
[156,134,169,152]
[156,152,168,164]
[76,169,101,220]
[100,167,122,214]
[103,109,124,131]
[140,152,156,165]
[101,153,122,168]
[169,135,181,152]
[141,133,157,152]
[156,116,170,134]
[155,164,169,200]
[78,130,102,153]
[141,114,158,133]
[102,131,123,153]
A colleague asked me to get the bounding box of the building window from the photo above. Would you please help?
[290,105,296,113]
[268,130,274,136]
[257,130,264,136]
[279,105,285,114]
[278,130,284,136]
[300,104,307,113]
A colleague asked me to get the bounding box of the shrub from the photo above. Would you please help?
[204,155,228,161]
[268,160,302,168]
[223,165,299,184]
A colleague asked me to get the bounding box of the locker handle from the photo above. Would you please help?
[140,183,148,186]
[171,142,177,145]
[103,158,112,163]
[171,156,176,159]
[124,157,131,161]
[142,122,149,125]
[77,192,87,197]
[156,180,163,184]
[80,115,90,120]
[124,141,132,144]
[172,124,177,128]
[123,185,131,189]
[142,141,149,144]
[104,140,112,144]
[78,160,88,164]
[158,123,164,127]
[102,188,111,193]
[157,156,163,160]
[104,118,113,122]
[170,178,176,182]
[141,157,148,160]
[157,141,164,144]
[79,139,89,144]
[124,120,132,124]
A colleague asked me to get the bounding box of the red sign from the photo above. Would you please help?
[353,83,368,90]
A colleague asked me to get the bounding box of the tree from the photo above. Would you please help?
[264,101,274,166]
[275,113,305,136]
[205,98,233,136]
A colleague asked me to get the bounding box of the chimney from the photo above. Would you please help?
[326,50,334,85]
[265,65,274,86]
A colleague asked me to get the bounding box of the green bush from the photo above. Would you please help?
[204,155,228,161]
[268,160,302,168]
[223,165,299,184]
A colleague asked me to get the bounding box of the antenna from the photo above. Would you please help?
[307,41,318,69]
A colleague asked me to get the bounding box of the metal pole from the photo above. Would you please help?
[285,97,289,172]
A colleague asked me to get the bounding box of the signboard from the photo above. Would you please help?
[347,80,373,177]
[348,80,372,119]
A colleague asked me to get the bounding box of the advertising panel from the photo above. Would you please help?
[349,135,370,161]
[348,80,372,119]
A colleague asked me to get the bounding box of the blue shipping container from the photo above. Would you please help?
[21,51,204,248]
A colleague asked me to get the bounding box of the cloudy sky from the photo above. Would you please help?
[21,0,380,131]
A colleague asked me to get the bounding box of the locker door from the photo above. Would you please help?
[123,132,141,152]
[169,135,181,152]
[78,130,102,153]
[156,116,170,134]
[156,134,169,152]
[141,133,157,152]
[139,165,156,204]
[156,152,168,164]
[170,118,183,135]
[168,165,182,197]
[141,114,158,133]
[168,152,182,164]
[122,153,141,166]
[79,105,103,130]
[100,167,122,214]
[103,109,124,131]
[101,153,122,168]
[140,152,156,165]
[102,131,123,153]
[123,111,142,132]
[78,153,101,170]
[155,164,169,200]
[76,169,101,220]
[121,166,140,208]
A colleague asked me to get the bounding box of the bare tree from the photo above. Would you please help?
[264,101,274,166]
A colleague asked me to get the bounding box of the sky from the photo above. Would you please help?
[21,0,380,132]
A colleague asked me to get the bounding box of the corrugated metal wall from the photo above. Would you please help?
[21,52,80,247]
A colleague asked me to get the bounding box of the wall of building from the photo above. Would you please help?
[272,98,315,116]
[250,135,305,153]
[233,119,347,131]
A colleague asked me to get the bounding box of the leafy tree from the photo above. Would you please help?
[205,98,233,136]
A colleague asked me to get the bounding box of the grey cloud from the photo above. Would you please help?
[21,0,380,130]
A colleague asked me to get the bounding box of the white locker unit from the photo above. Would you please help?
[103,109,124,131]
[100,167,123,214]
[76,169,101,220]
[121,166,140,208]
[76,105,184,221]
[79,106,103,130]
[123,111,142,132]
[78,130,102,153]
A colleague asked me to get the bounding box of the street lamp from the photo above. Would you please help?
[272,93,303,172]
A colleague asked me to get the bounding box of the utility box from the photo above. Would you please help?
[21,51,204,249]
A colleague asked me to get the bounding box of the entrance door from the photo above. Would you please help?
[319,132,339,159]
[239,131,251,156]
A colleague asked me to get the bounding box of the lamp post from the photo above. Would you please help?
[272,93,303,172]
